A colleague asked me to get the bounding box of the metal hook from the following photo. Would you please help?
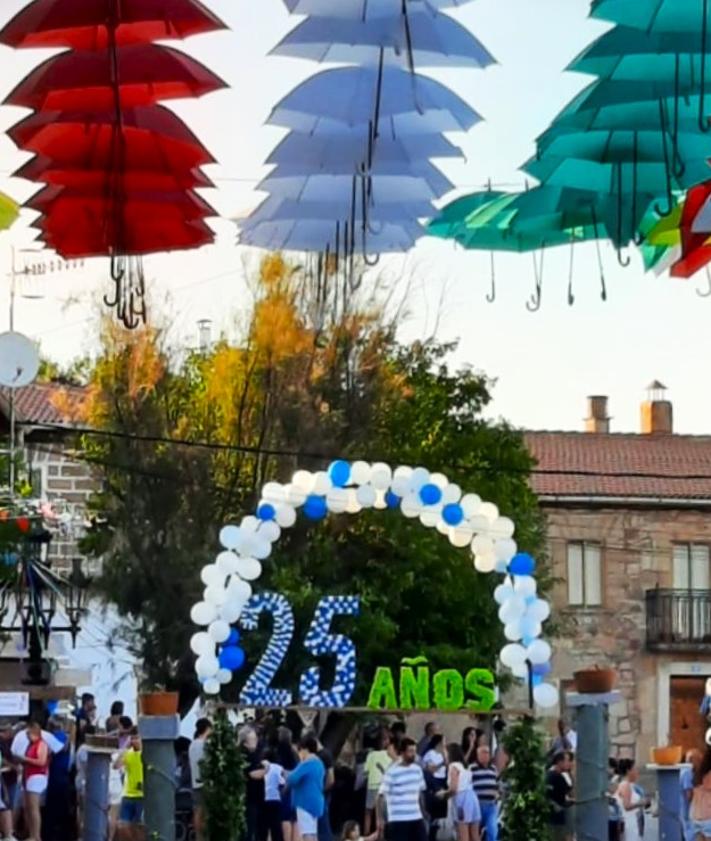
[363,253,381,267]
[590,205,608,302]
[633,231,645,246]
[486,252,495,303]
[700,0,710,133]
[567,235,575,306]
[526,250,544,312]
[617,248,631,268]
[697,267,711,297]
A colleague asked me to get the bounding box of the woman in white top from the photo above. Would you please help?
[441,744,481,841]
[615,760,647,840]
[423,734,448,830]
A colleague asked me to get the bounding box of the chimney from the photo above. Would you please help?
[585,395,610,433]
[197,319,212,353]
[641,380,673,435]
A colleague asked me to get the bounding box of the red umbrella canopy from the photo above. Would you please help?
[0,0,226,50]
[671,183,711,278]
[5,43,226,111]
[9,106,215,174]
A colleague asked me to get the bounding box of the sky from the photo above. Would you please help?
[0,0,710,436]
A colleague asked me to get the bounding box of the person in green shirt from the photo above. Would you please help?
[115,729,144,841]
[364,730,392,835]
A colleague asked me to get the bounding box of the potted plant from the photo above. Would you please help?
[573,664,617,694]
[138,684,179,716]
[202,709,246,841]
[652,734,683,766]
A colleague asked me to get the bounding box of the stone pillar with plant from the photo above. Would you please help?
[201,709,246,841]
[501,717,552,841]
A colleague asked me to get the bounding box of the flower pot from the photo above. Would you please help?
[85,733,119,750]
[139,691,179,716]
[652,746,683,766]
[573,667,617,694]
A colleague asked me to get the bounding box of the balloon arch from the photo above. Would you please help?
[189,461,556,710]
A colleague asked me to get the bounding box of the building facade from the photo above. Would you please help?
[526,385,711,761]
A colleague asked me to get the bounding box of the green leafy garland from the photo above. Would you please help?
[201,710,246,841]
[501,717,552,841]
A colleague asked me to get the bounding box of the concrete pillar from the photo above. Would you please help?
[138,714,180,841]
[84,748,112,841]
[648,763,685,841]
[567,691,622,841]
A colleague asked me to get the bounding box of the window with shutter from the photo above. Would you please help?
[567,542,602,607]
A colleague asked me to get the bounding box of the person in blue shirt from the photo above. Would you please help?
[681,749,703,841]
[285,734,325,841]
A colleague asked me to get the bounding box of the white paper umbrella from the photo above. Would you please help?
[247,195,436,224]
[240,218,423,251]
[269,66,481,133]
[272,9,495,68]
[266,131,463,168]
[282,0,475,17]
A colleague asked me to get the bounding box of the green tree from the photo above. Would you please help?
[202,710,246,841]
[55,256,545,717]
[501,717,552,841]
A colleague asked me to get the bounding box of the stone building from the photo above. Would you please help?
[526,383,711,761]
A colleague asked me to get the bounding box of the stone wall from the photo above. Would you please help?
[544,504,711,761]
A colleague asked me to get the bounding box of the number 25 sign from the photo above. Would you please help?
[239,592,360,708]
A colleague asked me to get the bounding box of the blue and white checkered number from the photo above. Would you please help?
[298,596,360,708]
[239,592,295,707]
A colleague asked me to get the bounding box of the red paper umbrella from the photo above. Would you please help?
[0,0,226,51]
[16,157,214,191]
[28,185,216,219]
[671,183,711,278]
[5,43,225,111]
[9,106,215,172]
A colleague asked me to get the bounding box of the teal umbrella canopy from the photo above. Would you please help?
[591,0,711,33]
[426,189,506,237]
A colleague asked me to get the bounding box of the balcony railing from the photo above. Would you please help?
[646,588,711,652]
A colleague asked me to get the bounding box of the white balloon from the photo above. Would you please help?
[460,494,482,517]
[345,489,361,514]
[498,596,526,624]
[258,521,281,543]
[204,585,227,607]
[292,470,314,493]
[534,683,558,709]
[326,487,349,513]
[527,639,552,665]
[374,490,388,510]
[474,554,497,574]
[252,539,272,561]
[219,601,244,624]
[420,509,440,528]
[490,516,515,539]
[471,534,494,556]
[219,525,240,550]
[235,557,262,581]
[409,467,430,491]
[495,538,518,562]
[276,505,297,528]
[356,485,376,508]
[201,564,224,587]
[449,526,473,548]
[285,484,307,507]
[312,471,331,495]
[495,559,510,574]
[512,661,529,679]
[500,643,527,668]
[370,463,392,490]
[228,577,252,604]
[217,551,240,576]
[393,465,413,482]
[469,514,490,533]
[261,482,286,504]
[401,495,422,519]
[217,668,233,685]
[436,519,450,536]
[203,679,221,696]
[528,599,551,623]
[190,632,214,656]
[209,620,231,643]
[429,472,449,489]
[441,484,462,504]
[513,576,537,598]
[391,476,411,497]
[494,584,514,605]
[191,601,217,626]
[351,461,372,485]
[504,621,523,641]
[241,516,260,534]
[196,654,219,678]
[480,502,499,522]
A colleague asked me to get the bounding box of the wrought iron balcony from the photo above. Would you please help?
[646,589,711,652]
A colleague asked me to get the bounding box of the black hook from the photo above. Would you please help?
[486,252,495,303]
[697,268,711,298]
[590,205,608,302]
[526,250,544,312]
[567,236,575,306]
[617,248,631,268]
[633,231,645,246]
[700,0,710,133]
[655,99,675,216]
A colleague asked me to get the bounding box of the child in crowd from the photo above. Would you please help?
[341,819,378,841]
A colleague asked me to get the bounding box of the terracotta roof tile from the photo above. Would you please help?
[525,431,711,500]
[0,382,84,426]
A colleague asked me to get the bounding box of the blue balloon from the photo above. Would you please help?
[442,503,464,526]
[532,661,552,677]
[522,635,535,647]
[304,495,328,520]
[219,646,246,671]
[46,701,58,715]
[419,483,443,506]
[227,628,241,646]
[385,491,401,509]
[509,552,536,576]
[520,616,541,638]
[257,503,276,521]
[328,460,351,488]
[532,674,543,687]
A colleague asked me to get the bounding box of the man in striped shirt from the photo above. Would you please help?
[378,738,427,841]
[470,744,499,841]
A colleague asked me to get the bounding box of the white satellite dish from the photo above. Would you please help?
[0,331,40,388]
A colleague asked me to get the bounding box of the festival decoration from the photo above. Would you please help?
[189,461,556,710]
[239,0,494,270]
[0,0,227,328]
[429,0,711,294]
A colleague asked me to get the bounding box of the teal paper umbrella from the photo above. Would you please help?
[591,0,710,33]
